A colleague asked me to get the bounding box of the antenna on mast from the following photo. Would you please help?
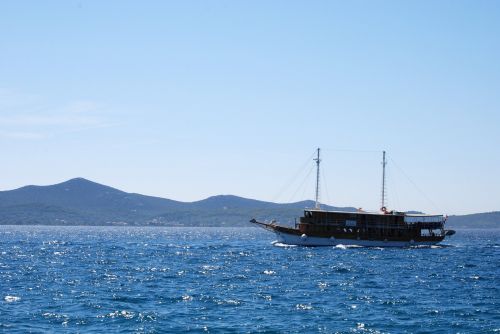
[314,148,321,209]
[381,150,387,210]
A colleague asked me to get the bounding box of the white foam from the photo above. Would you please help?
[105,310,135,319]
[317,282,328,290]
[335,244,364,249]
[225,299,240,305]
[4,295,21,303]
[201,265,219,271]
[272,242,297,248]
[295,303,313,310]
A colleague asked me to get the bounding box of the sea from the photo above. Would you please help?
[0,226,498,333]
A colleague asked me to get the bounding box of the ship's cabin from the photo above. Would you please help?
[300,209,406,226]
[298,209,446,238]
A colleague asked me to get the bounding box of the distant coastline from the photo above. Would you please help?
[0,178,498,229]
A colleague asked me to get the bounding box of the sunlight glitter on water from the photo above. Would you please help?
[0,226,498,333]
[3,296,21,303]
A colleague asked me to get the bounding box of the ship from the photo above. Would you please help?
[250,149,455,247]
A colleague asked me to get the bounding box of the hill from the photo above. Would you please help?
[446,212,500,229]
[0,178,498,228]
[0,178,186,225]
[0,178,354,226]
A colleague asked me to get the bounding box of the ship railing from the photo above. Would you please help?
[358,222,444,229]
[301,222,409,230]
[404,215,444,223]
[300,221,444,230]
[410,222,444,229]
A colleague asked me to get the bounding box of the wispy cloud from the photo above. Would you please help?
[0,89,114,140]
[0,113,103,126]
[0,131,48,140]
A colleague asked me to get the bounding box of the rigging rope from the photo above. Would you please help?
[322,148,381,153]
[270,148,442,214]
[389,157,442,214]
[321,164,332,208]
[288,164,315,204]
[271,150,316,203]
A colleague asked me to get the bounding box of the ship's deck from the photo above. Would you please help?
[305,209,444,221]
[305,208,443,218]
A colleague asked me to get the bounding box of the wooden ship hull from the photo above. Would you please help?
[251,210,454,247]
[251,149,455,247]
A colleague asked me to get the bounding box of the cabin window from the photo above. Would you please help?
[345,220,357,227]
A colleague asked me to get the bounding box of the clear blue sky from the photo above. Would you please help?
[1,1,499,215]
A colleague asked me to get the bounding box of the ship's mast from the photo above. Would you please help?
[314,148,321,209]
[381,150,387,209]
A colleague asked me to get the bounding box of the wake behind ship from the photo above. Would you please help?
[250,149,455,247]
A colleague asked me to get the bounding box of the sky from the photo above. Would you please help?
[1,1,499,215]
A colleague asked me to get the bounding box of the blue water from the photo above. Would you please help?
[0,226,498,333]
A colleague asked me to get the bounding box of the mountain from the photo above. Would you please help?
[0,178,498,228]
[0,178,355,226]
[0,178,186,225]
[1,177,184,210]
[446,212,500,229]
